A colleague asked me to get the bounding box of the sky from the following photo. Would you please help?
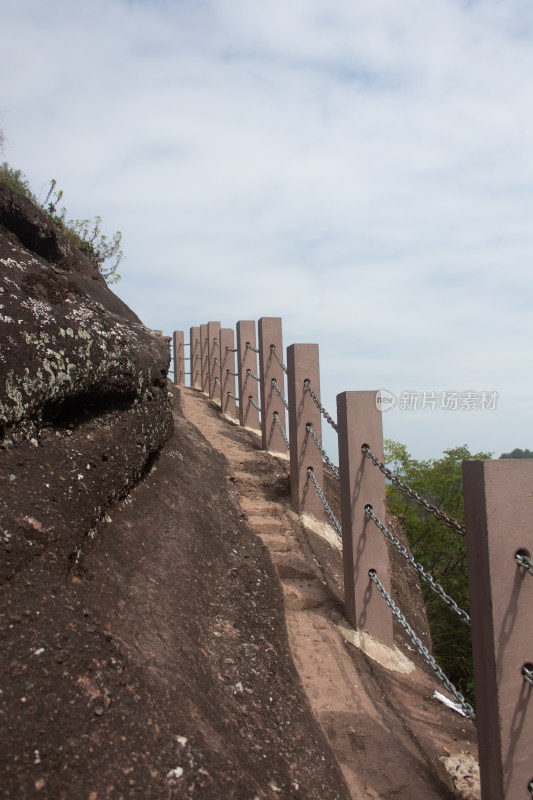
[1,0,532,463]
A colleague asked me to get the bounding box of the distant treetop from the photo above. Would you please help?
[499,448,533,459]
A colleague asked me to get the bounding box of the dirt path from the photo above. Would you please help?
[179,387,478,800]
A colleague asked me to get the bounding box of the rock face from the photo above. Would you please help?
[0,184,173,579]
[0,186,350,798]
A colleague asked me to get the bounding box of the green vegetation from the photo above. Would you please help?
[384,441,492,704]
[0,163,123,284]
[500,448,533,459]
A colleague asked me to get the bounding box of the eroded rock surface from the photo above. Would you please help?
[0,187,350,799]
[0,184,173,579]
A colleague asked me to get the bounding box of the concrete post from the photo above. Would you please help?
[173,331,185,386]
[220,328,238,420]
[236,320,260,431]
[258,317,287,454]
[200,323,209,394]
[207,321,221,404]
[190,326,202,390]
[462,459,533,800]
[286,344,324,519]
[336,391,393,646]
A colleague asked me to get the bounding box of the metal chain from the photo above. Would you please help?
[227,392,239,401]
[247,368,260,382]
[246,342,259,353]
[195,339,201,344]
[249,397,261,412]
[523,665,533,687]
[214,377,222,387]
[306,468,343,540]
[303,380,338,432]
[270,345,287,373]
[306,424,340,481]
[226,370,238,377]
[272,378,289,410]
[273,412,290,450]
[369,570,476,721]
[361,445,466,536]
[516,552,533,577]
[365,506,470,626]
[225,346,238,352]
[214,357,222,367]
[213,338,220,348]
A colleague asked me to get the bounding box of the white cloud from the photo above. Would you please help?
[1,0,532,459]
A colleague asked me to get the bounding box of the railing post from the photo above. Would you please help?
[190,326,202,390]
[207,321,221,404]
[462,459,533,800]
[258,317,286,454]
[236,321,260,431]
[172,331,185,386]
[200,323,209,394]
[220,327,237,420]
[336,391,393,647]
[286,344,324,520]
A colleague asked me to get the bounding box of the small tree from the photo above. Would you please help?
[384,441,492,702]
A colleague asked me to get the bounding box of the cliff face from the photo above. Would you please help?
[0,187,350,799]
[0,184,173,580]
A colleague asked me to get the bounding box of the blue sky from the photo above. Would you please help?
[2,0,532,461]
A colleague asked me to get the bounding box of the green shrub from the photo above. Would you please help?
[384,440,492,705]
[0,165,123,284]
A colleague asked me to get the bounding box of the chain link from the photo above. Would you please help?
[226,370,238,377]
[270,344,287,373]
[214,357,222,368]
[227,392,239,401]
[273,412,290,450]
[247,368,260,382]
[523,665,533,687]
[369,570,476,721]
[249,397,261,412]
[516,552,533,577]
[362,445,466,535]
[272,378,289,410]
[306,424,340,481]
[213,338,220,348]
[225,346,238,352]
[306,468,343,540]
[214,377,222,387]
[303,380,338,432]
[246,342,259,353]
[365,506,470,626]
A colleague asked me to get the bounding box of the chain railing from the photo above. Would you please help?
[227,392,239,402]
[273,411,290,450]
[306,467,342,540]
[522,665,533,687]
[213,338,220,348]
[306,424,340,481]
[214,357,222,367]
[362,445,466,536]
[214,377,222,387]
[271,378,288,410]
[364,505,470,626]
[368,569,475,720]
[303,380,338,432]
[246,342,259,353]
[516,551,533,577]
[225,346,237,352]
[270,344,287,373]
[247,368,260,382]
[226,370,238,377]
[249,397,261,412]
